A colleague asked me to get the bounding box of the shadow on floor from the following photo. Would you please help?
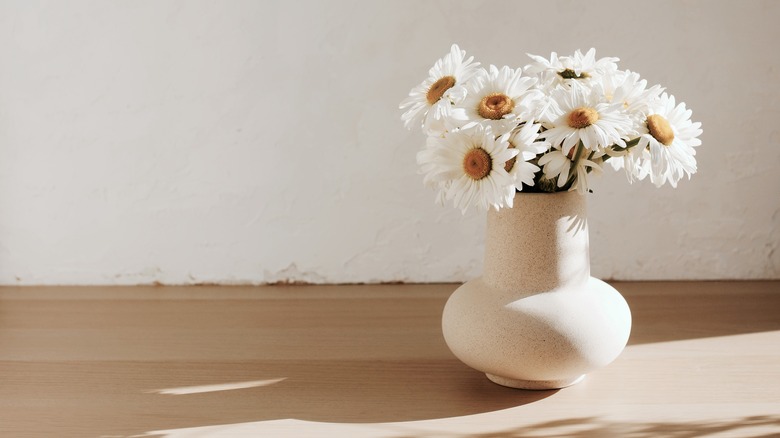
[138,414,780,438]
[2,281,778,437]
[464,415,780,438]
[381,415,780,438]
[612,281,780,345]
[2,358,556,436]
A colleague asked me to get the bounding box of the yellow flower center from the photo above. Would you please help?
[567,107,599,129]
[426,76,456,105]
[463,147,492,180]
[646,114,675,146]
[477,93,515,120]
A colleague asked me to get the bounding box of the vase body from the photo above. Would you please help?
[442,191,631,390]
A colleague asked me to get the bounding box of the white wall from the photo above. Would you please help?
[0,0,778,285]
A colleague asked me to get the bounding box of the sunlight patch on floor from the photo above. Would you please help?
[139,414,780,438]
[149,378,287,395]
[625,330,780,356]
[138,331,780,437]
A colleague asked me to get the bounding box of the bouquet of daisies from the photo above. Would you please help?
[400,45,703,212]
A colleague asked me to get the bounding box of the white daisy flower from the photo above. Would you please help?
[420,103,463,137]
[631,147,653,182]
[541,82,632,156]
[417,125,519,213]
[416,136,451,205]
[604,150,641,182]
[635,93,702,187]
[458,65,541,135]
[525,48,619,90]
[506,122,548,190]
[600,70,664,178]
[400,44,482,132]
[601,70,664,134]
[537,147,604,194]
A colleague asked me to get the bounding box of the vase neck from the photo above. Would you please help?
[482,191,590,292]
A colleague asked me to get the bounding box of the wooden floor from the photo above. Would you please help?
[0,282,778,438]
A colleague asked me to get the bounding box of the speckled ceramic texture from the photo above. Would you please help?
[442,192,632,390]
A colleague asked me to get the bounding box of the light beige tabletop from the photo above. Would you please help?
[0,282,778,437]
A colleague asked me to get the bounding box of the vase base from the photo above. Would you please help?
[485,373,585,390]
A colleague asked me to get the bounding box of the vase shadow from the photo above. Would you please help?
[92,359,556,437]
[614,280,780,345]
[4,282,777,437]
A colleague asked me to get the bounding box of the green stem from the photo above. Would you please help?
[604,137,641,163]
[624,137,640,149]
[571,140,585,167]
[584,149,598,171]
[562,141,585,190]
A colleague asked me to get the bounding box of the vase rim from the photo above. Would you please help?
[512,190,585,198]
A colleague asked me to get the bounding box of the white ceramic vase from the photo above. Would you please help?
[442,191,631,390]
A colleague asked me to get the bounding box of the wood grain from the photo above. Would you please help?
[0,282,778,437]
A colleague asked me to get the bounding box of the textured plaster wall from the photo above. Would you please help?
[0,0,778,285]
